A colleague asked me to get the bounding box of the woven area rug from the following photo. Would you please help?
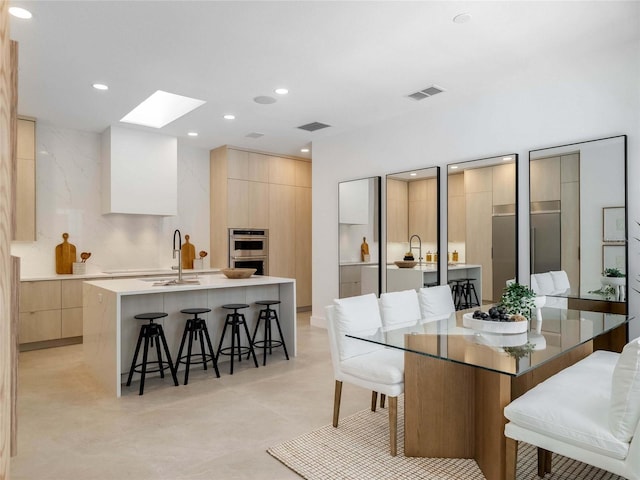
[268,401,623,480]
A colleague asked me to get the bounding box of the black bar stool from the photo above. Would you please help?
[249,300,290,366]
[217,304,259,374]
[450,279,465,310]
[458,278,481,309]
[175,308,220,385]
[126,312,178,395]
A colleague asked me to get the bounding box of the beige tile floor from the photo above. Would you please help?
[10,312,371,480]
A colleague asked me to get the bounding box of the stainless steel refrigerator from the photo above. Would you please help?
[492,213,517,302]
[530,205,561,274]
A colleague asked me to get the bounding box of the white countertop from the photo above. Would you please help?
[387,263,481,272]
[21,268,222,282]
[85,274,295,296]
[340,261,378,266]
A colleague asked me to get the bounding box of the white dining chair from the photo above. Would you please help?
[379,289,421,332]
[325,293,404,456]
[418,285,455,324]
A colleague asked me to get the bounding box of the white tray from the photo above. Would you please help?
[462,313,528,334]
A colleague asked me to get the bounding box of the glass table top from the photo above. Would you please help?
[347,306,632,377]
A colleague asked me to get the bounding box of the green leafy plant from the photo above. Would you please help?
[499,283,537,320]
[603,267,625,278]
[589,285,617,299]
[503,342,535,360]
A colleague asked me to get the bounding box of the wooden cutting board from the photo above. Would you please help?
[181,234,195,269]
[55,233,76,274]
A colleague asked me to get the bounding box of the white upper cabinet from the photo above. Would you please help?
[101,126,177,215]
[339,178,369,224]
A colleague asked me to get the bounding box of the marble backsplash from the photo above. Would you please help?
[11,122,212,277]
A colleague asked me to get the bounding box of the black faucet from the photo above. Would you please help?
[173,229,182,283]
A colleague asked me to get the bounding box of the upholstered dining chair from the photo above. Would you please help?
[325,293,404,456]
[504,340,640,480]
[418,285,456,324]
[379,289,421,332]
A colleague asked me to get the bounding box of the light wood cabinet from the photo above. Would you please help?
[465,191,493,301]
[530,156,561,202]
[19,280,62,344]
[295,187,312,307]
[14,118,36,241]
[386,178,408,243]
[448,174,466,242]
[408,178,437,245]
[211,145,312,307]
[492,163,516,206]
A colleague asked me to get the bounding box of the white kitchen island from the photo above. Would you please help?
[384,263,483,300]
[83,275,296,397]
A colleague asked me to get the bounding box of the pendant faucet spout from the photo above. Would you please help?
[173,229,182,283]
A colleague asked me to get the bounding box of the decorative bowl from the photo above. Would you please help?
[394,260,417,268]
[462,313,528,334]
[221,268,256,279]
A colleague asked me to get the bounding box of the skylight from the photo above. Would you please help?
[120,90,206,128]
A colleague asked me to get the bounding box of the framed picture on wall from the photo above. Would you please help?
[603,206,625,243]
[603,245,626,274]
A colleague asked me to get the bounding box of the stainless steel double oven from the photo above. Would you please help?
[228,228,269,275]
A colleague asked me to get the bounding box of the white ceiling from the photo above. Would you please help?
[8,1,639,159]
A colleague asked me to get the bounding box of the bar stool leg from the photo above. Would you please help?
[229,315,237,375]
[154,329,165,379]
[126,325,145,387]
[234,317,243,363]
[175,319,190,378]
[158,326,179,386]
[241,314,259,368]
[184,326,195,385]
[201,323,220,378]
[139,328,151,395]
[197,321,207,370]
[262,316,270,365]
[273,311,290,360]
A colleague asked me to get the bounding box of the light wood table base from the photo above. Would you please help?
[404,336,599,480]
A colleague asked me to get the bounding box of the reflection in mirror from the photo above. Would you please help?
[385,167,440,293]
[447,154,518,307]
[338,177,381,298]
[529,135,627,307]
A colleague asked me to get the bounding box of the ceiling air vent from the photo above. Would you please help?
[297,121,331,132]
[407,85,445,101]
[245,132,264,139]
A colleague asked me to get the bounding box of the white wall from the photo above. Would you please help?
[11,122,211,277]
[311,38,640,338]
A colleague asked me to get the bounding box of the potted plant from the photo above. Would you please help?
[499,282,537,320]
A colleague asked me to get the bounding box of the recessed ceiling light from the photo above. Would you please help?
[9,7,32,19]
[120,90,206,129]
[187,132,198,137]
[92,83,109,91]
[453,12,472,24]
[300,148,310,153]
[503,156,513,161]
[409,172,417,177]
[450,165,459,170]
[223,114,236,120]
[275,88,289,95]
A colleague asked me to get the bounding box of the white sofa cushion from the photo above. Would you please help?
[610,337,640,442]
[379,289,421,332]
[334,294,384,361]
[550,270,571,294]
[418,285,455,324]
[505,351,629,459]
[340,348,404,385]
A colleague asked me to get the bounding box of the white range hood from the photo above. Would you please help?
[101,125,177,215]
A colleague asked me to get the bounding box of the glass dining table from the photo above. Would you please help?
[347,306,633,480]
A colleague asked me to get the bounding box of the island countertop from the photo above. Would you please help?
[85,274,295,295]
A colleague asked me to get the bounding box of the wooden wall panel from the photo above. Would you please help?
[1,3,17,471]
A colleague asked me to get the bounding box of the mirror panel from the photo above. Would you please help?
[447,154,518,306]
[338,177,381,298]
[529,135,627,304]
[386,167,440,293]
